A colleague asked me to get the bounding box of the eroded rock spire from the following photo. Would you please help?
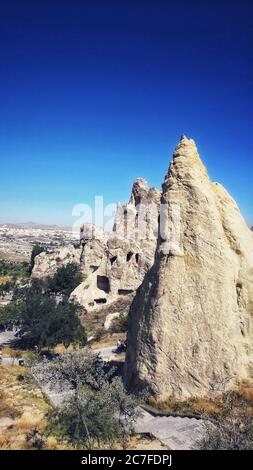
[124,136,253,400]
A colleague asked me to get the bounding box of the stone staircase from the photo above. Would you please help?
[135,409,205,450]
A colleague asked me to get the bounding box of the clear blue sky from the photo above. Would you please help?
[0,0,252,226]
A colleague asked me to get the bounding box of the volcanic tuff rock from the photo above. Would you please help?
[32,224,105,279]
[32,179,161,313]
[124,135,253,400]
[113,177,160,241]
[71,178,160,310]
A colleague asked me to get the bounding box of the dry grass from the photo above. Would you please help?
[0,364,51,449]
[0,361,75,450]
[0,357,160,451]
[126,434,167,450]
[2,346,26,358]
[239,382,253,404]
[235,382,253,415]
[111,352,125,363]
[149,395,222,416]
[0,387,21,419]
[149,382,253,417]
[53,343,77,353]
[0,275,11,284]
[90,332,126,350]
[52,333,126,354]
[80,295,133,336]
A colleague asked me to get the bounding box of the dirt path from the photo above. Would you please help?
[93,345,116,358]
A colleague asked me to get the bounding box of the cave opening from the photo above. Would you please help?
[110,255,117,265]
[118,289,134,295]
[90,265,99,273]
[94,298,107,304]
[126,251,134,262]
[97,275,110,293]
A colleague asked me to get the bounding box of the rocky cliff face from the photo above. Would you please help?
[32,245,81,278]
[32,178,161,315]
[71,178,160,311]
[113,178,160,241]
[124,135,253,400]
[32,224,105,280]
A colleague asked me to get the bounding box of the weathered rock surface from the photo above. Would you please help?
[104,312,122,330]
[71,178,160,311]
[113,177,160,241]
[125,135,253,400]
[32,179,161,315]
[32,224,105,279]
[32,245,81,278]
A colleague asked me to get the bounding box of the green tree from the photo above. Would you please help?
[36,350,112,391]
[0,300,22,331]
[47,263,83,297]
[11,280,86,349]
[37,351,141,449]
[0,260,29,279]
[48,377,141,449]
[0,280,15,296]
[48,382,120,448]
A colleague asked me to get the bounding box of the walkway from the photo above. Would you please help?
[0,332,206,449]
[135,408,205,450]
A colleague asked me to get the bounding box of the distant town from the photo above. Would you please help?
[0,223,77,261]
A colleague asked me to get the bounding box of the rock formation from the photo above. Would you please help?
[31,224,105,280]
[125,135,253,400]
[70,178,160,311]
[32,178,161,315]
[32,245,81,279]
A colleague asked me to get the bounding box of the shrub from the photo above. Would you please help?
[0,260,29,279]
[47,263,83,297]
[94,328,104,341]
[4,280,86,350]
[16,373,31,382]
[25,428,46,450]
[110,313,128,333]
[0,301,22,331]
[0,280,15,296]
[197,392,253,450]
[43,351,141,449]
